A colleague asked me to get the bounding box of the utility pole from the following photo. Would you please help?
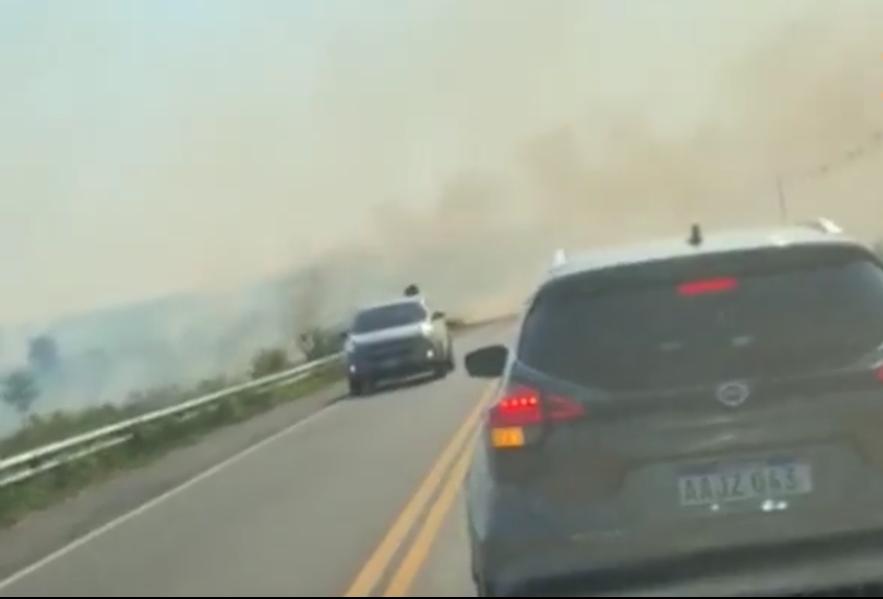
[776,175,789,224]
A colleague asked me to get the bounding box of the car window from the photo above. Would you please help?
[518,247,883,391]
[353,304,427,333]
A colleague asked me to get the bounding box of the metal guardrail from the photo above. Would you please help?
[0,353,343,489]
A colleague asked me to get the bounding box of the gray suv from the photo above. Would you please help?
[465,223,883,596]
[345,297,454,395]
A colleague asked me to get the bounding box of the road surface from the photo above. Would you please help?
[0,324,508,596]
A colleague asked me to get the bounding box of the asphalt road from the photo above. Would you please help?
[0,324,508,597]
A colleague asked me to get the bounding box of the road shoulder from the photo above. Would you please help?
[0,382,346,581]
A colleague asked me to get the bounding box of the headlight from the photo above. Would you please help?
[420,322,433,336]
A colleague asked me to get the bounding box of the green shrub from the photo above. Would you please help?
[250,348,290,379]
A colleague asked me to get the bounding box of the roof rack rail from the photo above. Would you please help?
[802,217,843,235]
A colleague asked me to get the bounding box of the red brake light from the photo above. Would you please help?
[874,364,883,383]
[489,386,584,427]
[490,387,542,427]
[678,277,739,297]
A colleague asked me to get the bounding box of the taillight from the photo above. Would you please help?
[874,364,883,383]
[546,394,586,421]
[678,277,739,296]
[487,385,585,449]
[489,387,542,427]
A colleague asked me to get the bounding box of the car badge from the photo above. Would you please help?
[716,381,751,407]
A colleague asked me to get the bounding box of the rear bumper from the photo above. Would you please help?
[478,529,883,596]
[469,438,883,594]
[347,354,445,380]
[474,497,883,596]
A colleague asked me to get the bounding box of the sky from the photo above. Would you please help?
[2,0,882,325]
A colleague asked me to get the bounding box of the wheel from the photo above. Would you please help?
[473,557,498,597]
[475,574,498,598]
[446,341,456,372]
[349,377,364,396]
[470,532,496,596]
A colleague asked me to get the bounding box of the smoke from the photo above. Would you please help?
[2,1,883,427]
[293,0,883,321]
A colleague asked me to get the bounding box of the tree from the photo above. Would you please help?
[251,348,290,379]
[3,369,39,415]
[28,335,60,373]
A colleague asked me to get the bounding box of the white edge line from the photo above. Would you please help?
[0,403,336,592]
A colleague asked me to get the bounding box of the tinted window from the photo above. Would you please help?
[519,246,883,391]
[353,303,427,333]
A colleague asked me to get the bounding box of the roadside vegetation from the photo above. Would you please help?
[1,327,344,456]
[0,337,343,528]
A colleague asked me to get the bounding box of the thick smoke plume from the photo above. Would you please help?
[2,2,882,429]
[300,2,883,323]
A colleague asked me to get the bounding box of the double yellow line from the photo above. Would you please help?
[344,383,495,597]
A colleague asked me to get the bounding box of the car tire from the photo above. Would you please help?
[473,562,498,597]
[446,342,456,372]
[348,377,364,396]
[470,534,496,596]
[475,574,498,598]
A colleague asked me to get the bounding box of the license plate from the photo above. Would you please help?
[380,358,401,369]
[678,462,812,507]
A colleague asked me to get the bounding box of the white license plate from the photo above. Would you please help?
[678,462,813,507]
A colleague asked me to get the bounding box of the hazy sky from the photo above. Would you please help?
[1,0,880,325]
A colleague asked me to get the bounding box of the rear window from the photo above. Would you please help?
[353,302,427,333]
[518,246,883,391]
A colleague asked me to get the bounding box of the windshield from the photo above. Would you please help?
[4,1,883,597]
[520,248,883,390]
[353,303,427,333]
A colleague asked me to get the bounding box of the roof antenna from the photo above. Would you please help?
[688,223,703,247]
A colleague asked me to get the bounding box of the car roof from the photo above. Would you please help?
[547,224,865,280]
[357,296,427,312]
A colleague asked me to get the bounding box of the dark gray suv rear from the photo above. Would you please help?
[465,226,883,596]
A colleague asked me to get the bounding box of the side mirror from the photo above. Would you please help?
[465,345,508,378]
[339,331,349,341]
[432,311,446,321]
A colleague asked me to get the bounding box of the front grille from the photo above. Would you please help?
[359,337,426,361]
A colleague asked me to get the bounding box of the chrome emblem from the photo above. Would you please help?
[716,381,751,408]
